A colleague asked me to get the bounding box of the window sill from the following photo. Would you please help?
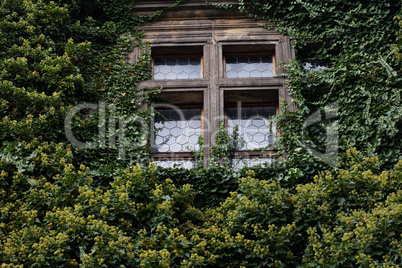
[151,151,195,160]
[232,149,278,158]
[138,79,209,90]
[218,77,285,88]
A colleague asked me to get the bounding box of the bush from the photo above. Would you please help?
[1,136,401,267]
[1,0,401,267]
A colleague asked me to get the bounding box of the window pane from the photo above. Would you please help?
[154,160,195,169]
[226,56,273,78]
[303,61,330,71]
[154,57,201,80]
[152,108,202,152]
[227,106,276,150]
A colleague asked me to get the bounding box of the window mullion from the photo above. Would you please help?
[202,43,222,167]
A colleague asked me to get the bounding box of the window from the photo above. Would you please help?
[152,107,202,153]
[225,55,274,78]
[223,88,279,168]
[303,60,331,71]
[145,46,282,168]
[227,105,277,150]
[149,90,204,168]
[135,7,295,168]
[151,106,202,169]
[226,104,277,169]
[153,57,202,80]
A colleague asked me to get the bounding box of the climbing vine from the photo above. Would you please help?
[209,121,244,168]
[209,0,402,172]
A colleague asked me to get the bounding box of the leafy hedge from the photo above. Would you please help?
[0,0,401,267]
[1,149,401,267]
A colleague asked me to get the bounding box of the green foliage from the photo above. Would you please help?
[300,150,402,267]
[141,164,239,208]
[0,0,158,189]
[136,152,401,267]
[210,0,402,170]
[392,8,402,65]
[210,121,244,167]
[3,149,400,266]
[1,0,401,266]
[1,163,201,267]
[192,135,204,169]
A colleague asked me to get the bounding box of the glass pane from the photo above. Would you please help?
[154,57,201,80]
[152,108,202,152]
[154,160,195,169]
[227,106,276,150]
[225,55,273,78]
[303,61,330,71]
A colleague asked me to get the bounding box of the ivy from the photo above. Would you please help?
[215,0,402,170]
[209,121,244,168]
[1,0,401,266]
